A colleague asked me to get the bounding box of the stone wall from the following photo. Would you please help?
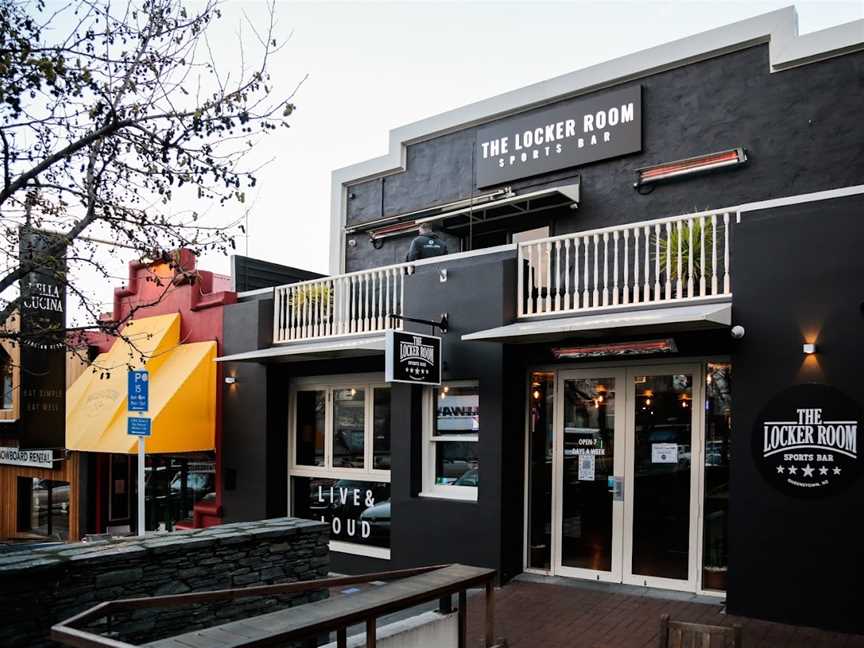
[0,517,329,647]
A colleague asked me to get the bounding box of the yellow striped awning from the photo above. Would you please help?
[66,313,216,454]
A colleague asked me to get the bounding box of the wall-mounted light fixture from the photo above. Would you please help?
[802,343,817,355]
[634,148,747,190]
[224,376,237,385]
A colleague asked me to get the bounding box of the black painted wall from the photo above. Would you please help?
[221,297,282,523]
[727,194,864,633]
[385,251,516,576]
[345,45,864,271]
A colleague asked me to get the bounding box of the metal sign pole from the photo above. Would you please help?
[138,435,145,537]
[128,369,151,538]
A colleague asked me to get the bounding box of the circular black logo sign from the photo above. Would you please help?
[753,384,863,497]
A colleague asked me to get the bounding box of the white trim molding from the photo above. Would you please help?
[329,7,864,274]
[329,540,390,561]
[732,184,864,214]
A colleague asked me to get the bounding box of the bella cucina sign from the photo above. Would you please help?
[475,85,642,187]
[753,384,862,497]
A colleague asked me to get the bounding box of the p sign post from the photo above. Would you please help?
[128,370,149,412]
[128,369,150,536]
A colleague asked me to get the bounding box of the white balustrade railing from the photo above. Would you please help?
[273,263,409,343]
[517,209,734,318]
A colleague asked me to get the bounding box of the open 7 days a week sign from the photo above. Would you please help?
[753,384,863,498]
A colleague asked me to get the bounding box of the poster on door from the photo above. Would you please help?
[652,443,678,464]
[578,454,595,481]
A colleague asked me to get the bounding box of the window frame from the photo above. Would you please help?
[421,380,479,502]
[288,374,392,560]
[288,374,391,483]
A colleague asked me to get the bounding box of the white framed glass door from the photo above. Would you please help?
[552,369,625,582]
[622,365,704,591]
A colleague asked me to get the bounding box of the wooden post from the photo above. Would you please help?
[336,627,347,648]
[657,613,670,648]
[366,617,376,648]
[438,595,453,614]
[485,580,495,648]
[733,624,743,648]
[458,589,467,648]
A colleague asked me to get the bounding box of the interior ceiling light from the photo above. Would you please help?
[634,148,747,189]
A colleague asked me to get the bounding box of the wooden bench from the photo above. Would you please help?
[658,613,742,648]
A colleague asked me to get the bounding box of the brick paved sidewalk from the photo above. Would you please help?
[465,577,864,648]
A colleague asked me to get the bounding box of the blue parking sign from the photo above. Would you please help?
[128,370,149,412]
[127,417,151,437]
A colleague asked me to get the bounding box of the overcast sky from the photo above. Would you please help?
[88,0,863,308]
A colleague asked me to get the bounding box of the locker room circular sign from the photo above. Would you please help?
[753,384,863,497]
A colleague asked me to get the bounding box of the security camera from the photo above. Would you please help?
[730,325,745,339]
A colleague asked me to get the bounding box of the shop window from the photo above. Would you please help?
[373,388,391,470]
[422,381,480,501]
[1,349,14,410]
[290,379,390,475]
[702,363,731,592]
[527,372,554,570]
[109,454,131,522]
[144,454,216,531]
[289,376,391,558]
[16,477,70,540]
[333,388,365,468]
[296,390,326,467]
[292,476,390,551]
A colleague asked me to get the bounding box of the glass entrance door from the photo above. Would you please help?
[542,363,708,592]
[553,370,625,581]
[623,366,702,591]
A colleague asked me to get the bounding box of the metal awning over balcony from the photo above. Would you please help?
[462,301,731,344]
[216,335,386,363]
[347,182,580,241]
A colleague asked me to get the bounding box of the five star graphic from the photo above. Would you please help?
[776,463,842,481]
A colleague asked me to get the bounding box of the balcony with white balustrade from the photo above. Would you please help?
[271,209,734,345]
[273,263,410,344]
[516,209,733,319]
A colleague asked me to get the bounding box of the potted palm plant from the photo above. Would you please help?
[655,218,715,284]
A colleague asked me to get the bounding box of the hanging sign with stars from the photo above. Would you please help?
[753,384,863,498]
[385,331,442,386]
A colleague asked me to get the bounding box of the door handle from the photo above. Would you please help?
[608,476,624,501]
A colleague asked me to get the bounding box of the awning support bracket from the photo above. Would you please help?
[388,313,449,334]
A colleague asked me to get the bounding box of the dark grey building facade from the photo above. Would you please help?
[219,8,864,634]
